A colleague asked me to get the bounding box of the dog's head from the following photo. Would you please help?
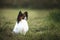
[17,11,28,23]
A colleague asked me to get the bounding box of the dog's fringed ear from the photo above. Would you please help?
[24,11,28,20]
[19,11,22,15]
[17,11,22,23]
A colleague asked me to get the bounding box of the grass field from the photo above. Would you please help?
[0,8,60,40]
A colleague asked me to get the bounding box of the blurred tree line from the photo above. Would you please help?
[0,0,60,9]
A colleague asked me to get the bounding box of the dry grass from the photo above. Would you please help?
[0,9,60,40]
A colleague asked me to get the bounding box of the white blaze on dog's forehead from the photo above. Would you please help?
[24,17,26,20]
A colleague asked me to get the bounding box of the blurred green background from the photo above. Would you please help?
[0,0,60,40]
[0,0,60,9]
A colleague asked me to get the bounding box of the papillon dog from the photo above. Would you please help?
[12,11,29,35]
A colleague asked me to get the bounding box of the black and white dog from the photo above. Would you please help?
[12,11,29,35]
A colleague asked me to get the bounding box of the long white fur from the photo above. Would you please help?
[13,19,29,35]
